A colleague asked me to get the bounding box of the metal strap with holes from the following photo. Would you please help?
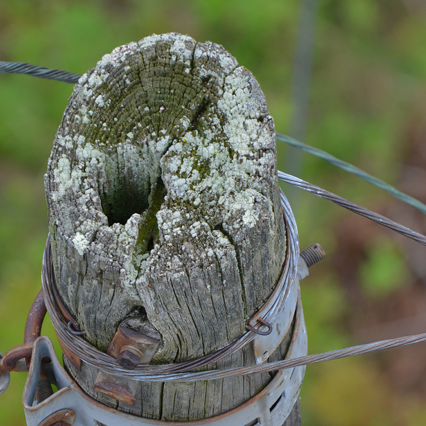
[23,295,307,426]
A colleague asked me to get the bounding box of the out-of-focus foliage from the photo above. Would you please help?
[1,1,426,425]
[360,237,409,299]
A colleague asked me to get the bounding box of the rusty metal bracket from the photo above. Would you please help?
[107,326,161,370]
[93,372,137,406]
[24,289,47,345]
[23,297,307,426]
[0,343,34,376]
[24,288,47,370]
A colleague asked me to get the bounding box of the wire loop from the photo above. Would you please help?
[67,321,86,336]
[245,318,273,336]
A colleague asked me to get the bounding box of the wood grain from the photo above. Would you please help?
[46,33,298,423]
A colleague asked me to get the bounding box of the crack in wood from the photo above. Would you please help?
[45,33,289,422]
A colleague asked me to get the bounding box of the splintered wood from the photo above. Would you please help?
[45,33,290,421]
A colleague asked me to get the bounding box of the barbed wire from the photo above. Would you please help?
[0,62,81,84]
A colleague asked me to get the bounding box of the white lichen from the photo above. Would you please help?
[95,95,105,108]
[72,232,89,255]
[48,33,279,334]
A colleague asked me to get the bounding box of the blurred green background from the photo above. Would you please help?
[1,0,426,425]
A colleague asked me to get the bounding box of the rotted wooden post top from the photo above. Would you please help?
[44,33,301,424]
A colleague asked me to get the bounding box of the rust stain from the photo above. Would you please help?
[55,331,82,370]
[38,408,76,426]
[93,381,136,405]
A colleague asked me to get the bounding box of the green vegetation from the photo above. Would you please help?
[1,1,426,425]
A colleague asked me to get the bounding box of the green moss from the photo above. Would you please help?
[134,177,167,256]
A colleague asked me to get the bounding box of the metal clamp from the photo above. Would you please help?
[23,294,307,426]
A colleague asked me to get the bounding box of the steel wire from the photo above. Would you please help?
[277,133,426,216]
[42,185,426,382]
[8,59,425,382]
[1,61,424,216]
[129,331,426,382]
[278,171,426,247]
[0,61,81,84]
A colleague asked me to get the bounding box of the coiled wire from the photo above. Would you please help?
[41,186,426,382]
[42,192,300,381]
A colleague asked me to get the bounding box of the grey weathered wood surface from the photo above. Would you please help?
[283,400,301,426]
[45,33,300,424]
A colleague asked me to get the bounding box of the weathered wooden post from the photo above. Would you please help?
[44,33,305,425]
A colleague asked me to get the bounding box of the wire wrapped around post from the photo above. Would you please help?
[41,191,301,382]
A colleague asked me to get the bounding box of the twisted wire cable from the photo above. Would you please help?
[43,234,426,383]
[2,61,424,216]
[277,133,426,216]
[126,331,426,382]
[278,171,426,247]
[2,60,424,217]
[8,60,423,382]
[0,61,81,84]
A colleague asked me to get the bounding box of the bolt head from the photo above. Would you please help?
[107,326,160,367]
[117,349,141,370]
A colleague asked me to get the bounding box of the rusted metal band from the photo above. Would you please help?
[24,288,47,368]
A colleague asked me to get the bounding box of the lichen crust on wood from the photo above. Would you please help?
[45,32,288,420]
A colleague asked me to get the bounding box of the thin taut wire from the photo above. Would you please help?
[0,61,81,84]
[3,60,426,219]
[278,171,426,247]
[277,133,426,216]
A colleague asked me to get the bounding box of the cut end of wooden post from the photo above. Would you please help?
[45,33,286,363]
